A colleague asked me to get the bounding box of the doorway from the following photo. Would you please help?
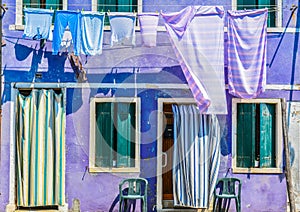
[156,98,195,210]
[162,103,174,206]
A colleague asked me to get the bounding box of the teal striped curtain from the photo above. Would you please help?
[172,104,221,208]
[16,89,65,207]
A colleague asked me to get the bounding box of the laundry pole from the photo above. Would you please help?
[281,98,296,212]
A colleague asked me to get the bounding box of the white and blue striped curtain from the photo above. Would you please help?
[172,104,221,208]
[16,89,65,207]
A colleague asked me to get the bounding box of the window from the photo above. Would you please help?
[232,99,283,173]
[89,97,140,172]
[97,0,138,13]
[233,0,281,28]
[15,0,66,26]
[92,0,140,25]
[23,0,62,9]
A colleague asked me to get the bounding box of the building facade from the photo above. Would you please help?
[0,0,299,211]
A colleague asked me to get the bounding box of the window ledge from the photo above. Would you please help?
[89,167,140,173]
[233,167,283,174]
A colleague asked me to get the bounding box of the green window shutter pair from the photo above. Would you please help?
[95,102,135,168]
[237,103,275,168]
[237,0,276,27]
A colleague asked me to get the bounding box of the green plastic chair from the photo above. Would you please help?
[213,177,242,212]
[119,178,148,212]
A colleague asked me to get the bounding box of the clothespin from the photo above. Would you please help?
[101,8,104,12]
[50,6,52,10]
[82,8,84,11]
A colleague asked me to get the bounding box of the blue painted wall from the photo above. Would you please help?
[0,0,299,211]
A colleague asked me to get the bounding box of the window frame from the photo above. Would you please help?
[89,97,141,173]
[232,98,283,174]
[15,0,67,26]
[232,0,282,29]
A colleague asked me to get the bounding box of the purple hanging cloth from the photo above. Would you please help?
[161,6,227,114]
[227,9,268,98]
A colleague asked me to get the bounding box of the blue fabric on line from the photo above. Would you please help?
[80,11,105,55]
[23,8,54,40]
[52,10,81,55]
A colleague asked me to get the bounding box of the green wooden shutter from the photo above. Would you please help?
[95,102,114,167]
[258,0,275,27]
[237,0,256,10]
[118,0,131,12]
[98,0,117,12]
[116,103,135,167]
[237,103,256,167]
[259,103,275,167]
[45,0,61,9]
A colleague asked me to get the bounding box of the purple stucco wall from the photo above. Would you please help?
[0,0,299,211]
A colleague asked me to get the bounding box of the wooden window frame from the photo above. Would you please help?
[89,97,141,173]
[232,98,283,174]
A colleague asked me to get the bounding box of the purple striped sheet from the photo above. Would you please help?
[161,6,227,114]
[227,9,268,98]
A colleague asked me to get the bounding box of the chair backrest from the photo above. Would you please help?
[119,178,148,197]
[215,177,241,196]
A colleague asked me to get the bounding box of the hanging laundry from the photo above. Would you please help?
[108,12,136,47]
[60,31,73,52]
[52,10,81,55]
[138,13,159,47]
[161,6,227,114]
[23,8,54,40]
[227,9,268,98]
[68,53,87,82]
[81,11,105,55]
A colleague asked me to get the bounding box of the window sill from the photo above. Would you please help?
[233,167,283,174]
[89,167,140,173]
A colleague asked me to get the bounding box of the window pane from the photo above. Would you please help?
[237,103,256,168]
[259,103,276,167]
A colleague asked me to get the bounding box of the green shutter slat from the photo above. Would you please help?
[116,103,135,167]
[237,103,256,168]
[118,0,131,12]
[259,103,275,167]
[96,102,114,167]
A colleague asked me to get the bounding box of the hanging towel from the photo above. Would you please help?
[23,8,54,40]
[161,6,227,114]
[227,9,268,98]
[108,12,136,47]
[81,11,105,55]
[138,13,159,47]
[52,10,81,55]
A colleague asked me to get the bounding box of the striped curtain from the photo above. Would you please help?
[172,104,221,208]
[16,89,65,207]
